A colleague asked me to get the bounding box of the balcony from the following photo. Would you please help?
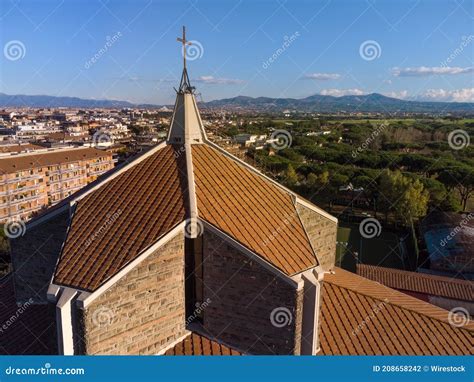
[0,193,44,207]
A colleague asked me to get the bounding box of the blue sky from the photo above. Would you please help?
[1,0,473,105]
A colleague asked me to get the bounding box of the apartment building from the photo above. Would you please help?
[0,147,114,223]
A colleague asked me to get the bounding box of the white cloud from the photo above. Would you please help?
[417,88,474,102]
[392,66,474,77]
[303,73,341,80]
[384,90,409,99]
[319,88,366,97]
[194,76,244,85]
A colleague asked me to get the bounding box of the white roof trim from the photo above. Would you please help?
[56,287,78,355]
[26,203,70,230]
[201,220,298,289]
[76,222,185,308]
[185,142,199,237]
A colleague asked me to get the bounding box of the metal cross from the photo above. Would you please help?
[177,26,192,70]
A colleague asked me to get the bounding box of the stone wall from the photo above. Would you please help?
[296,203,337,271]
[75,233,186,355]
[201,230,303,355]
[10,210,70,304]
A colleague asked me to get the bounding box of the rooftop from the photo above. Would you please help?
[356,264,473,302]
[319,267,473,355]
[0,147,110,174]
[164,332,242,356]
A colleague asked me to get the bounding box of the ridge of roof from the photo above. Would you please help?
[356,264,473,302]
[324,267,474,331]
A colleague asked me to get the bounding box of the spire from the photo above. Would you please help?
[167,26,206,144]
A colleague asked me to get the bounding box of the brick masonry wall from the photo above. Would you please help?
[10,210,70,304]
[75,233,186,355]
[201,230,303,355]
[296,203,337,271]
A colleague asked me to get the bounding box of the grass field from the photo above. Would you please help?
[336,223,405,272]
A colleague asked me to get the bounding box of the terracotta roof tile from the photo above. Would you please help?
[319,268,473,355]
[164,332,242,355]
[54,145,187,291]
[0,276,57,355]
[357,264,473,301]
[192,144,317,275]
[0,143,43,154]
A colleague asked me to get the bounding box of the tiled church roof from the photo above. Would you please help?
[52,140,318,291]
[319,268,473,355]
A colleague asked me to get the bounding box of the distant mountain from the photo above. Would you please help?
[0,92,473,114]
[204,93,474,113]
[0,93,135,108]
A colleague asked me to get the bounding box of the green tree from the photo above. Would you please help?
[285,164,298,187]
[438,167,474,211]
[378,170,429,225]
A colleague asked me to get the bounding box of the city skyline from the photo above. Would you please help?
[1,0,473,105]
